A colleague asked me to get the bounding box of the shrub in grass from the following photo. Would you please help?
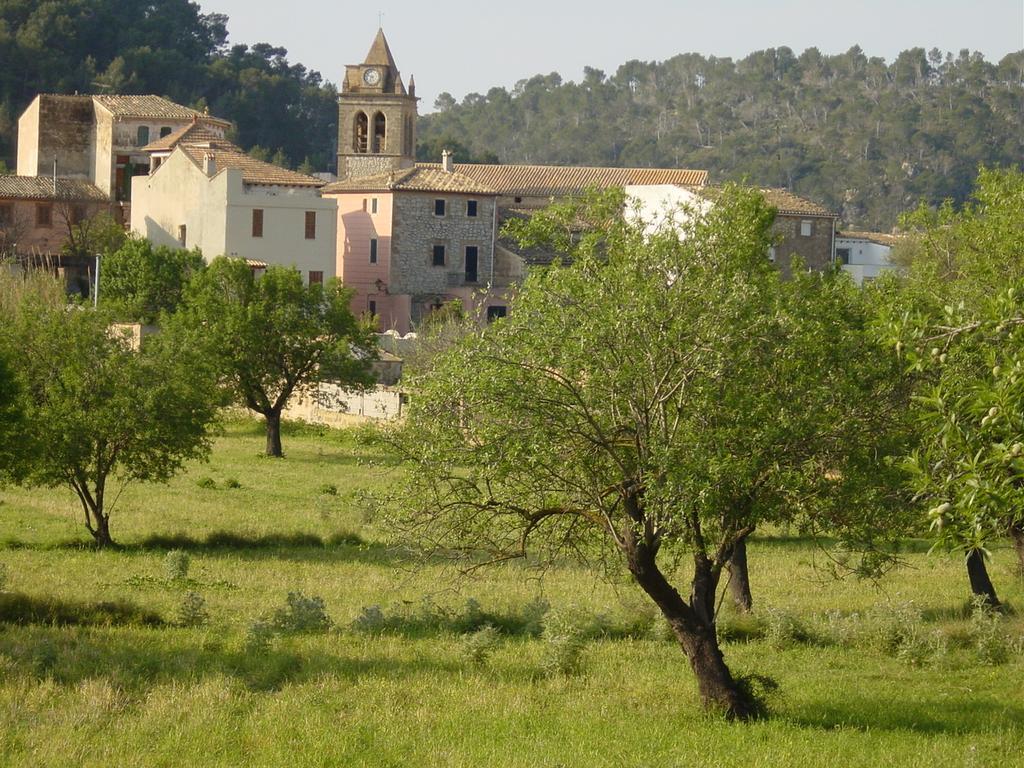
[177,592,209,627]
[195,476,217,489]
[461,625,501,667]
[540,609,589,676]
[520,597,550,637]
[163,550,190,581]
[351,604,387,634]
[861,603,923,655]
[716,612,765,643]
[969,597,1011,666]
[318,483,338,496]
[245,619,276,653]
[224,477,241,489]
[762,609,814,650]
[540,631,587,677]
[272,592,331,632]
[326,529,365,547]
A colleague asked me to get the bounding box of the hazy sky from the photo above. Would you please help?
[199,0,1024,112]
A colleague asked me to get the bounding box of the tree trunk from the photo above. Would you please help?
[728,533,754,613]
[1009,521,1024,576]
[965,548,1000,608]
[265,410,283,457]
[619,502,753,719]
[91,511,114,548]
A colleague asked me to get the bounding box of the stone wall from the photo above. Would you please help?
[770,215,835,275]
[391,191,496,322]
[282,383,405,425]
[18,95,94,180]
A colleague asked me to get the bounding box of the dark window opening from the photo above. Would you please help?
[0,204,12,226]
[514,196,523,203]
[368,300,377,316]
[70,205,86,226]
[136,126,150,146]
[432,244,446,266]
[434,199,446,216]
[465,245,478,283]
[35,203,52,228]
[178,224,187,246]
[160,126,173,138]
[371,198,378,214]
[487,306,507,322]
[304,211,316,239]
[467,200,478,217]
[309,271,324,285]
[252,208,264,238]
[835,248,851,265]
[372,112,386,153]
[369,238,378,264]
[354,112,368,153]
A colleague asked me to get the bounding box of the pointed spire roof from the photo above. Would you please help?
[364,28,398,69]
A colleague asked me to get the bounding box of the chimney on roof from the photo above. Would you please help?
[441,149,453,173]
[203,152,216,176]
[409,74,416,97]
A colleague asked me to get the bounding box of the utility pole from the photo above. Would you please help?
[93,254,100,308]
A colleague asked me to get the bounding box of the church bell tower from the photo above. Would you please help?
[337,29,419,180]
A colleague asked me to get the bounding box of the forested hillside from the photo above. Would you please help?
[0,0,337,171]
[1,1,1022,229]
[420,47,1024,230]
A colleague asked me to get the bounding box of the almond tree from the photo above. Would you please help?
[173,259,375,457]
[880,168,1024,606]
[389,187,904,719]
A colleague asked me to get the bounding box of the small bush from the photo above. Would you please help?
[245,619,275,653]
[176,592,209,627]
[861,603,923,655]
[351,604,387,634]
[717,612,765,643]
[970,598,1010,666]
[195,476,217,489]
[272,592,331,632]
[326,529,365,547]
[461,625,501,667]
[318,483,338,496]
[224,477,241,489]
[540,608,589,676]
[163,550,190,581]
[520,597,550,637]
[762,609,813,650]
[540,631,587,677]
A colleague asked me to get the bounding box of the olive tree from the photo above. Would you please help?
[879,168,1024,606]
[6,297,221,547]
[174,259,375,456]
[390,187,905,719]
[99,237,205,323]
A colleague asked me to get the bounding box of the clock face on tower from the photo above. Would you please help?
[362,68,381,86]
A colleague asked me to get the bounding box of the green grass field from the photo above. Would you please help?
[1,420,1022,767]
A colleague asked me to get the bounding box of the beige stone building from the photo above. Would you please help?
[17,94,228,204]
[131,130,336,282]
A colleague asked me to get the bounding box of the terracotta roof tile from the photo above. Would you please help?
[759,188,836,217]
[177,142,324,187]
[435,163,709,196]
[0,175,108,201]
[141,119,227,152]
[323,166,495,195]
[93,95,229,124]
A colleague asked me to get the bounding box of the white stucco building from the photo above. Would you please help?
[131,129,337,283]
[834,231,900,285]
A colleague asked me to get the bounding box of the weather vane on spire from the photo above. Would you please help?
[378,11,384,28]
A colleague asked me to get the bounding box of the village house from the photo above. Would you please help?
[834,230,900,284]
[0,175,113,294]
[130,127,336,282]
[626,183,840,275]
[16,94,230,207]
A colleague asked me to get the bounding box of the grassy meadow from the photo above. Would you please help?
[0,419,1022,767]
